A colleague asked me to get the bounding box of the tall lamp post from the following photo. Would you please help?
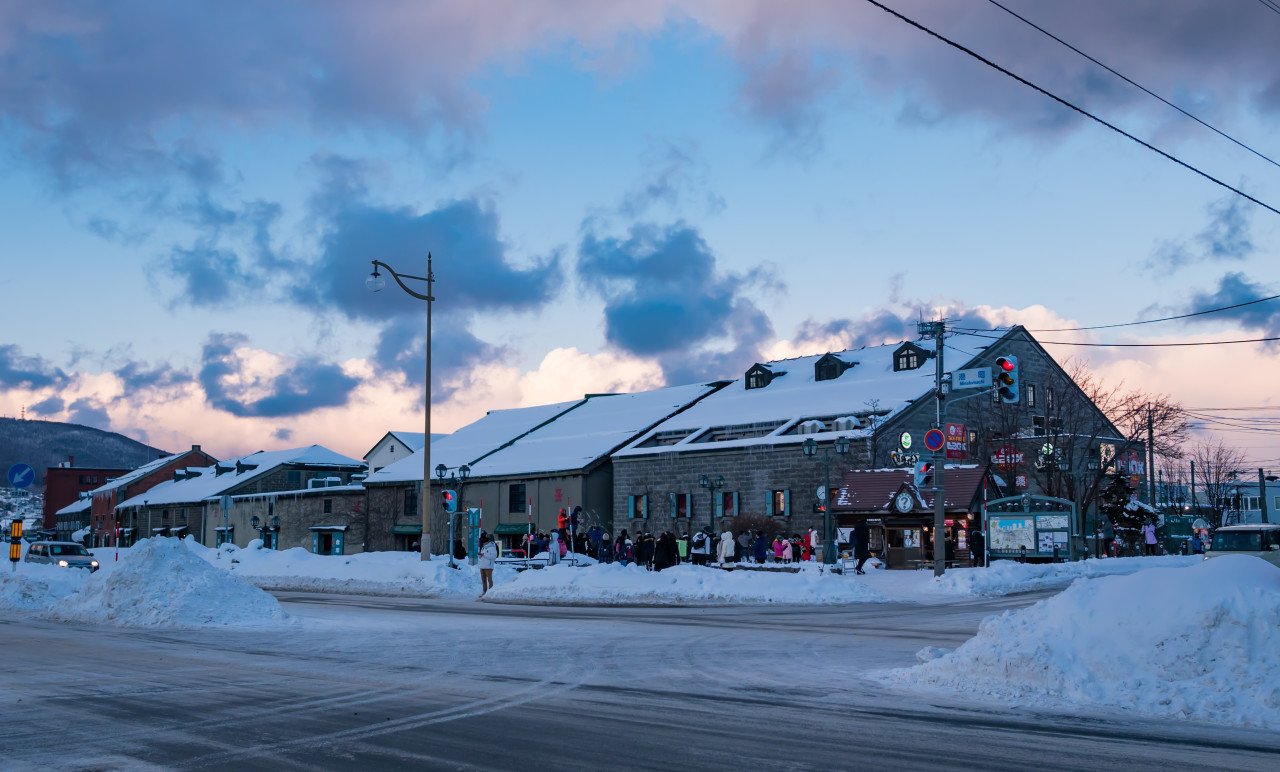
[803,435,851,565]
[698,474,725,536]
[435,463,470,567]
[367,253,435,560]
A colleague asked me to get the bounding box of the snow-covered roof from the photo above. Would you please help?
[466,382,721,478]
[365,400,583,484]
[116,445,364,508]
[614,333,999,458]
[88,452,185,496]
[55,498,91,515]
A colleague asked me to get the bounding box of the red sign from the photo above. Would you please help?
[924,428,946,452]
[991,445,1024,466]
[945,422,968,459]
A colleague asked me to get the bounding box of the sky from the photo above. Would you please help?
[1,0,1278,471]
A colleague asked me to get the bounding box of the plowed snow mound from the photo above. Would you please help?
[55,537,287,628]
[882,555,1280,729]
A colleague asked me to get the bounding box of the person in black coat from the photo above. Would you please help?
[969,526,986,567]
[852,520,871,575]
[653,532,678,571]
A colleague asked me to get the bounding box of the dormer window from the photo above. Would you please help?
[390,444,396,453]
[745,363,778,390]
[893,343,929,372]
[815,353,855,382]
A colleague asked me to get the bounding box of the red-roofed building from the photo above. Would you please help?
[832,465,1002,568]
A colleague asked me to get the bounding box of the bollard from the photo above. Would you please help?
[1019,545,1026,563]
[8,517,21,572]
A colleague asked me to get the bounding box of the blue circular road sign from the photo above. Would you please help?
[7,463,35,489]
[923,429,945,453]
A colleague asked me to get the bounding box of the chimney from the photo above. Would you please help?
[192,444,201,452]
[68,455,75,467]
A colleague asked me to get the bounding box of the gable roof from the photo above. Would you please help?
[832,466,994,513]
[87,448,211,496]
[116,445,364,508]
[614,332,1000,457]
[465,382,723,478]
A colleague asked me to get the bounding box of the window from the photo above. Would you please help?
[179,508,187,523]
[719,491,739,518]
[1046,389,1055,411]
[745,367,772,390]
[1032,416,1046,436]
[404,488,417,516]
[287,470,302,487]
[1048,417,1063,435]
[78,474,98,485]
[670,492,691,518]
[509,483,527,514]
[389,444,396,453]
[627,494,649,519]
[769,489,791,517]
[323,498,333,514]
[161,509,170,522]
[1026,384,1037,408]
[216,527,233,547]
[1274,496,1280,510]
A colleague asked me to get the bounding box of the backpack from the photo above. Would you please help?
[693,532,707,548]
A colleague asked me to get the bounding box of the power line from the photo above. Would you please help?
[858,0,1280,216]
[953,292,1280,333]
[984,0,1280,172]
[1257,0,1280,19]
[960,331,1280,347]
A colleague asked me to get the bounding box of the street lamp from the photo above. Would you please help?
[698,474,725,536]
[367,254,435,560]
[458,464,474,566]
[802,435,851,565]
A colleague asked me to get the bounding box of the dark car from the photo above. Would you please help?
[23,541,100,572]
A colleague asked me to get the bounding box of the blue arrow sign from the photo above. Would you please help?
[7,463,35,489]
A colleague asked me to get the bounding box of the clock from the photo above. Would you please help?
[894,491,914,513]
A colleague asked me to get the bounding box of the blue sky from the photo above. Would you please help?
[1,0,1278,467]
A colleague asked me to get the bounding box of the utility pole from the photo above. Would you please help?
[918,318,948,578]
[1190,459,1197,517]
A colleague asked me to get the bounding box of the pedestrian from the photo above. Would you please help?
[772,536,786,564]
[690,527,711,566]
[806,526,818,562]
[782,536,794,564]
[615,534,633,566]
[1142,521,1158,556]
[736,530,750,562]
[599,533,614,563]
[477,534,497,595]
[852,520,871,575]
[677,532,689,563]
[969,525,985,567]
[752,530,768,564]
[638,532,656,570]
[654,532,678,571]
[548,530,560,565]
[717,529,734,565]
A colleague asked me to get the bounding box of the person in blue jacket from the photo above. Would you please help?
[752,530,769,564]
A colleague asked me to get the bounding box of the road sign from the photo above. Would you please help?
[923,428,945,453]
[816,485,827,501]
[953,367,992,390]
[219,495,233,512]
[7,464,34,489]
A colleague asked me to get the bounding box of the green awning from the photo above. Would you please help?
[494,522,534,536]
[390,524,422,535]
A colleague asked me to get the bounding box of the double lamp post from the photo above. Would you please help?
[803,435,851,565]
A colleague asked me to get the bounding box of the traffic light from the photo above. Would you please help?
[913,461,933,488]
[441,489,457,514]
[995,355,1020,404]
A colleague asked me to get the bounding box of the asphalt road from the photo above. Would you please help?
[3,592,1278,771]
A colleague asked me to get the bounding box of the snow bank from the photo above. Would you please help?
[882,555,1280,729]
[192,541,511,598]
[0,564,85,611]
[931,555,1199,597]
[483,562,888,606]
[54,538,287,628]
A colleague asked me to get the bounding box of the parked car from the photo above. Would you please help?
[1204,524,1280,568]
[23,541,100,572]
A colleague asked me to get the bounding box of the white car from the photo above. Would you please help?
[23,541,101,572]
[1205,524,1280,568]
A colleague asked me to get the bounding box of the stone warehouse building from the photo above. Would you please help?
[611,326,1132,552]
[115,446,366,548]
[363,382,725,554]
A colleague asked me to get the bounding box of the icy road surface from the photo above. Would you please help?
[3,591,1278,771]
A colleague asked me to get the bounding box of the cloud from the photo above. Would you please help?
[1184,273,1280,337]
[1150,197,1255,270]
[0,344,68,390]
[67,397,110,429]
[112,361,193,393]
[27,395,64,415]
[618,139,725,218]
[578,221,775,382]
[198,333,361,418]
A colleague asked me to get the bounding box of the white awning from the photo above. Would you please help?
[214,526,234,532]
[308,525,348,532]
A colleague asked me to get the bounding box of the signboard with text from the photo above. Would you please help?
[944,423,968,459]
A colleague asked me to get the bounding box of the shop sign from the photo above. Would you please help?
[945,422,968,459]
[992,445,1024,466]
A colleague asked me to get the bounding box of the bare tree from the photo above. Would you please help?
[1189,438,1248,527]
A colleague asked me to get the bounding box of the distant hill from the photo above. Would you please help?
[0,418,169,489]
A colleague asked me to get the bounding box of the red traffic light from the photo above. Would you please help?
[997,357,1015,372]
[442,491,454,502]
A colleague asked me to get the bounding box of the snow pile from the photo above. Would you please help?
[54,538,287,628]
[932,555,1199,597]
[0,564,85,611]
[483,562,888,606]
[193,541,512,598]
[883,555,1280,728]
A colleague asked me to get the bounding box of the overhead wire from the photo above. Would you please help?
[984,0,1280,171]
[857,0,1280,216]
[957,331,1280,347]
[951,293,1280,333]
